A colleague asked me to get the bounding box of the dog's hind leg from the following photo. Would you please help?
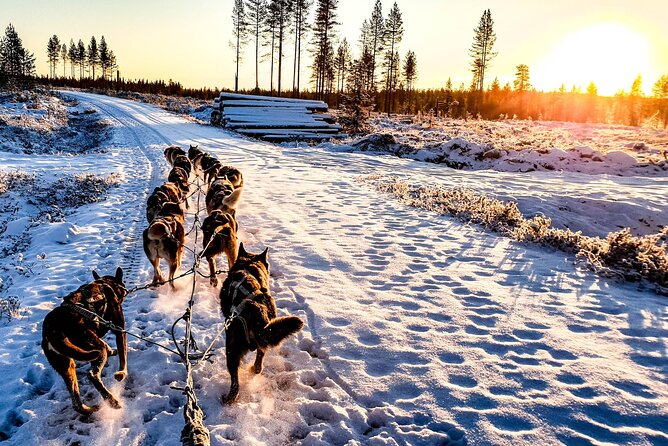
[87,334,121,409]
[46,349,99,414]
[252,348,265,374]
[222,345,241,404]
[207,255,219,287]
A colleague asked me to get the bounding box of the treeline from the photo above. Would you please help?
[46,35,117,81]
[39,76,221,100]
[0,24,36,86]
[231,0,416,114]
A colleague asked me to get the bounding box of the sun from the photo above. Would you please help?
[532,22,652,96]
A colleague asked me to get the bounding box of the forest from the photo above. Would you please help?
[1,1,667,128]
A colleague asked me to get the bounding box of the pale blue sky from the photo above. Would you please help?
[2,0,667,94]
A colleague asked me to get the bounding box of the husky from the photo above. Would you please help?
[219,243,303,404]
[168,167,190,209]
[173,154,192,176]
[188,145,205,170]
[212,166,244,188]
[155,182,182,204]
[146,189,170,223]
[206,177,243,215]
[143,212,185,288]
[164,145,186,165]
[41,268,128,414]
[201,209,238,287]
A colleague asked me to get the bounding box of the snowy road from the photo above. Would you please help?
[1,92,666,445]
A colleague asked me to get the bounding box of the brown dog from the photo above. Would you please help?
[219,244,303,404]
[188,145,205,170]
[173,154,192,176]
[41,268,128,414]
[143,213,185,288]
[168,167,190,209]
[201,209,238,287]
[164,145,186,165]
[206,178,243,215]
[215,166,244,189]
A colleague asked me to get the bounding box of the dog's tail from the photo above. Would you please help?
[223,186,243,209]
[147,220,169,241]
[258,316,304,348]
[45,335,100,362]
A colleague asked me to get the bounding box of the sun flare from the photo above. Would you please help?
[533,22,652,96]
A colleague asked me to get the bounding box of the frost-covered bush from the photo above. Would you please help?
[364,175,668,294]
[0,296,21,323]
[0,171,35,195]
[34,173,121,208]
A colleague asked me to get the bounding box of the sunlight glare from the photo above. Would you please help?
[533,23,651,96]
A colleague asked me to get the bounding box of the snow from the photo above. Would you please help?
[328,116,668,178]
[0,91,666,445]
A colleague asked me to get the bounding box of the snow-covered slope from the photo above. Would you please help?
[0,92,665,446]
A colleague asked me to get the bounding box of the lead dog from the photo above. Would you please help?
[219,243,303,404]
[41,268,128,414]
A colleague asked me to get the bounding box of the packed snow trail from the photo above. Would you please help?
[0,92,665,446]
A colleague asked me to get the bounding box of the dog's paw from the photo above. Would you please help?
[210,277,218,287]
[106,397,122,410]
[108,348,118,357]
[252,363,263,374]
[221,391,238,405]
[114,370,127,381]
[77,404,100,415]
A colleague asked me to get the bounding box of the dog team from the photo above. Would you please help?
[41,143,303,414]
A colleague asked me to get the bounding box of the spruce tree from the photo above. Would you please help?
[98,36,110,79]
[68,39,76,78]
[403,50,417,111]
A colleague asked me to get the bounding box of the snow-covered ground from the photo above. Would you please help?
[0,92,666,445]
[322,116,668,178]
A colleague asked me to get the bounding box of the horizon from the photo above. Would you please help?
[3,0,668,96]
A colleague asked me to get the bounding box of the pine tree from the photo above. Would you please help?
[403,50,417,111]
[292,0,311,96]
[310,0,338,99]
[87,36,98,79]
[232,0,248,92]
[628,74,643,126]
[367,0,384,91]
[60,43,67,77]
[98,36,110,79]
[268,0,292,96]
[469,9,497,91]
[77,39,86,79]
[334,38,351,99]
[382,2,403,115]
[47,35,61,78]
[513,64,530,92]
[67,39,76,78]
[246,0,267,92]
[652,74,668,129]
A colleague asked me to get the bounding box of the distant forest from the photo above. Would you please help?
[2,1,668,129]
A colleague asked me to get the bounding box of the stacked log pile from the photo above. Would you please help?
[210,92,343,142]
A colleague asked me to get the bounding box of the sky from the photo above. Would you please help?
[2,0,667,95]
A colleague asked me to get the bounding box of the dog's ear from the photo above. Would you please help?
[92,270,101,280]
[238,242,248,258]
[115,267,123,283]
[230,208,236,218]
[258,247,269,265]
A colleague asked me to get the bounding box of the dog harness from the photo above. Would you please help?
[227,271,266,346]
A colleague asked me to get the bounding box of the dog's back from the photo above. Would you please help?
[219,244,303,404]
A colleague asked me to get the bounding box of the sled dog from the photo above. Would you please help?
[143,210,185,288]
[164,145,186,165]
[41,268,128,414]
[201,209,238,287]
[219,243,303,404]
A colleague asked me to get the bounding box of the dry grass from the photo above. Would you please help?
[363,175,668,295]
[0,171,36,195]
